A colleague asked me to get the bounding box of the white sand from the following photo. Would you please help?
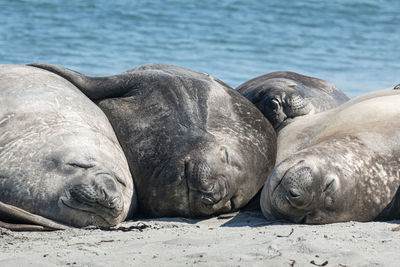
[1,211,400,266]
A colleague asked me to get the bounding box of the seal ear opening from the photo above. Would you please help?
[0,201,69,231]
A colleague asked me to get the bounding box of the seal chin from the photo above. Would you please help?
[262,193,309,223]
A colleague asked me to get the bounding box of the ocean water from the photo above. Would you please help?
[1,0,399,98]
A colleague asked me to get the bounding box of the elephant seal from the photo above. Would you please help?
[260,88,400,224]
[0,65,135,230]
[29,63,277,218]
[237,71,349,130]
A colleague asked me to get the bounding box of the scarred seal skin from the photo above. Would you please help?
[28,63,277,218]
[260,88,400,224]
[237,71,349,131]
[0,65,136,228]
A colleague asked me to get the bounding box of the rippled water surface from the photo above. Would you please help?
[1,0,399,97]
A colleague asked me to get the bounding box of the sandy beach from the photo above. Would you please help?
[1,210,400,266]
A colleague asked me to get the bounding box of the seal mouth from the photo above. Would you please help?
[60,196,123,226]
[269,163,292,197]
[194,182,229,207]
[187,180,231,217]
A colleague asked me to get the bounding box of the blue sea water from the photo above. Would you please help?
[1,0,399,98]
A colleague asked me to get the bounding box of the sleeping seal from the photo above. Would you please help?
[28,63,277,218]
[0,65,135,230]
[260,88,400,224]
[237,71,349,130]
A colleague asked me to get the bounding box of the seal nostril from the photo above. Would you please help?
[201,195,216,205]
[109,196,121,208]
[270,98,281,110]
[288,189,300,198]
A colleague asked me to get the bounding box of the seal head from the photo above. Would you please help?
[237,71,349,130]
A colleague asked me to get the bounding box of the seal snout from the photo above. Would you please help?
[185,158,230,216]
[280,165,314,209]
[286,187,309,209]
[95,174,124,212]
[284,93,312,118]
[63,173,124,222]
[197,179,226,207]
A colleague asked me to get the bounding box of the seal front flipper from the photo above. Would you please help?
[27,63,133,100]
[0,201,70,231]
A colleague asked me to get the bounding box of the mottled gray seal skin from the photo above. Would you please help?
[260,88,400,224]
[28,63,277,218]
[0,65,135,229]
[237,71,349,130]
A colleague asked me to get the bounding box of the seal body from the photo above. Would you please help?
[237,71,349,130]
[28,63,277,218]
[260,88,400,224]
[0,65,135,228]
